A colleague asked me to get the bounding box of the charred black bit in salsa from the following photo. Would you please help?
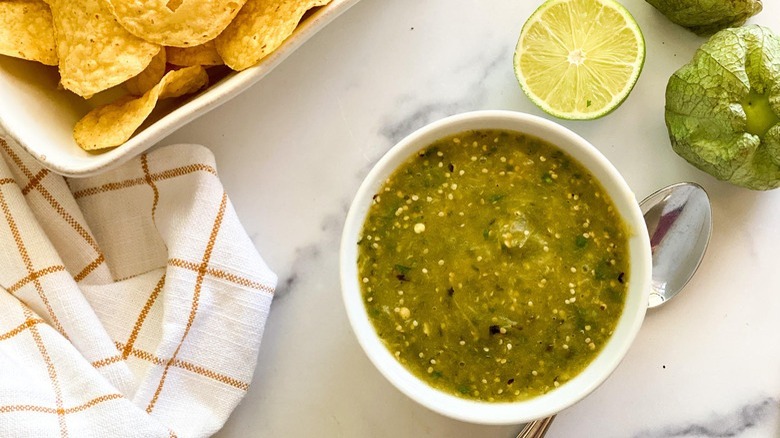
[357,129,630,402]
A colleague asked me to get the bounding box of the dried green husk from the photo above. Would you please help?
[646,0,762,36]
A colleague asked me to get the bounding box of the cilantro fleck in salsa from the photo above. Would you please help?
[356,129,630,402]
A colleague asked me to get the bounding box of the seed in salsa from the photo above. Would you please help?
[357,129,630,402]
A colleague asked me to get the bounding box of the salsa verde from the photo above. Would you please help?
[357,129,630,402]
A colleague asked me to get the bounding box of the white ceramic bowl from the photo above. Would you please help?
[0,0,360,178]
[340,110,652,425]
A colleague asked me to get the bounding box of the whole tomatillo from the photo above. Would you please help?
[646,0,762,36]
[665,25,780,190]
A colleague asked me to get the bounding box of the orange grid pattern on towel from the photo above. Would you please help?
[0,136,276,438]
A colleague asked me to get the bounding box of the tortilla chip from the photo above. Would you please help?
[103,0,247,47]
[125,48,167,95]
[74,66,208,150]
[44,0,161,97]
[167,40,223,66]
[215,0,331,71]
[0,0,57,65]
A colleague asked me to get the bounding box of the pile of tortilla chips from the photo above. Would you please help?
[0,0,331,151]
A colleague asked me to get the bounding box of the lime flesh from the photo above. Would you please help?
[514,0,646,120]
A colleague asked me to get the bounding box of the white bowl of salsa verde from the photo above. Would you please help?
[340,110,651,425]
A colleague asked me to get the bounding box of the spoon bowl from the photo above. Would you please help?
[642,182,712,308]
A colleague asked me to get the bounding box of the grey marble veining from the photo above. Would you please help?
[378,47,506,146]
[633,397,779,438]
[162,0,780,436]
[274,205,349,300]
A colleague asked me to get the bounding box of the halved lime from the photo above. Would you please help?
[514,0,645,120]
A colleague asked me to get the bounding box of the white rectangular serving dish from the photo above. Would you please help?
[0,0,360,178]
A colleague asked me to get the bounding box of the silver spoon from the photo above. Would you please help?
[516,182,712,438]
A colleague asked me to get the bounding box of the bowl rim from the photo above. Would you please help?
[340,110,651,425]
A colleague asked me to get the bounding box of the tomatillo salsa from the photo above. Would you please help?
[357,129,630,402]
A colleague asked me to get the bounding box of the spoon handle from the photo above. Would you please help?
[516,415,556,438]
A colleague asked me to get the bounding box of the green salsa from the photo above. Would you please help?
[357,129,630,402]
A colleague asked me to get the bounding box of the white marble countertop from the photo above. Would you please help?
[165,0,780,436]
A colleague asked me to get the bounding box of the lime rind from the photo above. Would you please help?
[513,0,646,120]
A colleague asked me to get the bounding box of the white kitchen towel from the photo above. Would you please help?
[0,136,276,437]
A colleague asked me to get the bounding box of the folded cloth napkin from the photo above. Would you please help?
[0,136,276,437]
